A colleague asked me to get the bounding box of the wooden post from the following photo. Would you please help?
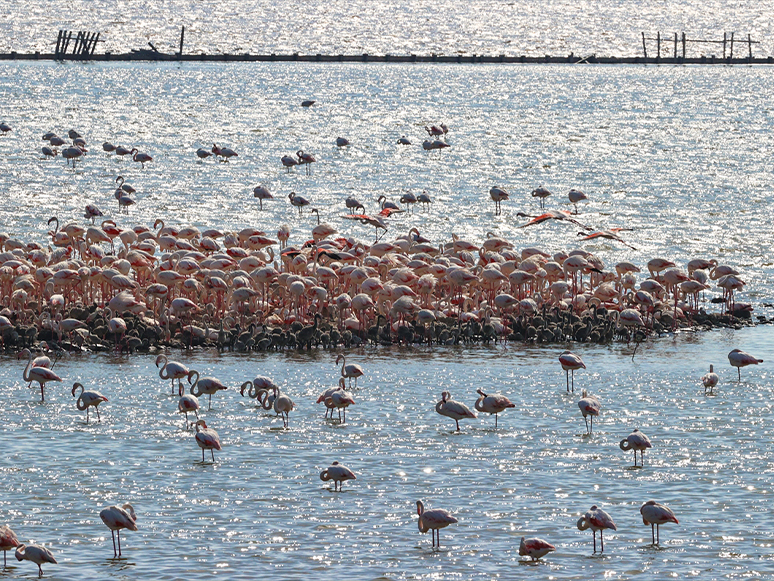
[641,32,647,58]
[748,34,753,58]
[91,32,100,55]
[657,31,660,57]
[62,31,73,54]
[723,32,726,59]
[682,32,686,58]
[179,26,185,55]
[74,31,84,54]
[673,32,677,58]
[730,32,734,59]
[55,30,63,55]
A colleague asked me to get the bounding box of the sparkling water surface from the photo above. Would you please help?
[0,60,773,579]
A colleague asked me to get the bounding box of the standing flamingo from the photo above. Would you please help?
[336,354,364,387]
[577,505,616,553]
[416,500,457,548]
[728,349,762,381]
[14,544,57,577]
[317,378,346,419]
[568,188,588,213]
[71,382,108,423]
[474,389,515,427]
[320,461,357,491]
[619,428,652,466]
[155,355,189,395]
[0,525,19,567]
[131,148,152,168]
[578,390,600,434]
[253,185,273,210]
[100,503,137,557]
[436,391,477,431]
[531,187,552,208]
[640,500,678,545]
[21,351,62,402]
[178,394,200,426]
[187,370,227,410]
[518,536,556,561]
[489,187,509,215]
[559,351,585,393]
[193,419,222,461]
[272,386,295,428]
[701,364,719,394]
[325,386,356,423]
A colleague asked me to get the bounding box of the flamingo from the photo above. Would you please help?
[178,394,200,426]
[578,228,637,250]
[253,185,273,210]
[640,500,678,545]
[568,188,588,213]
[71,382,108,423]
[320,461,357,491]
[701,364,719,394]
[41,146,57,158]
[619,428,652,466]
[422,139,450,152]
[131,148,152,168]
[301,100,315,107]
[474,389,515,427]
[489,187,509,215]
[281,155,298,171]
[0,525,19,567]
[436,391,477,431]
[288,192,310,214]
[336,137,350,147]
[193,419,222,461]
[21,351,62,402]
[325,386,355,423]
[397,135,411,145]
[188,370,227,410]
[577,505,616,553]
[0,122,11,133]
[417,191,432,211]
[531,187,552,208]
[115,145,132,157]
[62,145,84,167]
[578,390,600,434]
[317,378,346,419]
[335,354,364,387]
[518,536,556,561]
[155,355,190,395]
[272,386,295,428]
[196,147,212,160]
[212,143,238,161]
[296,150,316,174]
[728,349,762,381]
[100,503,137,557]
[416,500,457,548]
[102,141,116,153]
[559,350,585,393]
[14,544,57,577]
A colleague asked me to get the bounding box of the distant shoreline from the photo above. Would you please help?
[1,52,772,65]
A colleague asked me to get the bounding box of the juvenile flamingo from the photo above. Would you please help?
[336,354,364,387]
[100,503,137,557]
[272,386,295,428]
[15,543,57,577]
[518,536,556,561]
[577,505,616,553]
[728,349,762,381]
[559,351,585,393]
[0,525,19,567]
[474,389,515,427]
[701,364,719,394]
[72,382,108,423]
[320,461,357,491]
[640,500,678,545]
[619,428,652,466]
[436,391,477,431]
[416,500,457,548]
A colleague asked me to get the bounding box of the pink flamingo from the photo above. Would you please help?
[619,428,652,466]
[320,461,357,491]
[71,382,108,423]
[728,349,762,381]
[436,391,477,431]
[518,536,556,561]
[0,525,19,567]
[193,419,222,461]
[578,390,600,434]
[155,355,190,395]
[100,503,137,557]
[21,351,62,402]
[577,505,616,553]
[640,500,678,544]
[559,351,585,393]
[474,389,515,427]
[416,500,457,548]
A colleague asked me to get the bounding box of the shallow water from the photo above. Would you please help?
[2,325,773,579]
[0,59,773,579]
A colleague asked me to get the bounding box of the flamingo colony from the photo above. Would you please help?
[0,118,766,573]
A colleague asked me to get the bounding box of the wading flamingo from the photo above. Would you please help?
[100,503,137,557]
[320,461,356,491]
[155,355,189,395]
[639,500,678,545]
[701,364,719,394]
[436,391,476,431]
[578,390,600,434]
[336,354,364,387]
[193,419,222,461]
[474,389,515,427]
[416,500,457,548]
[619,428,651,466]
[0,525,19,567]
[15,543,57,577]
[559,351,585,393]
[518,536,556,561]
[577,505,616,553]
[728,349,762,381]
[72,382,108,423]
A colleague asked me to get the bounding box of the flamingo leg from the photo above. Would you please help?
[651,523,655,544]
[571,370,575,393]
[566,369,570,392]
[86,408,90,423]
[96,407,101,422]
[117,529,122,557]
[40,384,45,402]
[455,419,460,431]
[657,524,660,544]
[211,449,215,462]
[633,450,637,466]
[495,413,498,428]
[600,529,604,552]
[209,393,213,410]
[584,416,589,433]
[202,448,205,462]
[738,368,741,381]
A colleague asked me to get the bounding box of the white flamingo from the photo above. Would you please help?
[99,503,137,557]
[188,370,227,410]
[325,386,355,423]
[72,382,108,423]
[272,386,295,428]
[619,428,652,466]
[559,350,585,393]
[317,378,346,419]
[15,543,57,577]
[577,505,616,553]
[320,461,357,491]
[728,349,762,381]
[416,500,458,548]
[578,390,600,434]
[21,350,62,402]
[178,394,200,426]
[474,389,515,427]
[701,364,719,394]
[0,525,19,567]
[155,355,189,395]
[436,391,477,431]
[336,354,364,387]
